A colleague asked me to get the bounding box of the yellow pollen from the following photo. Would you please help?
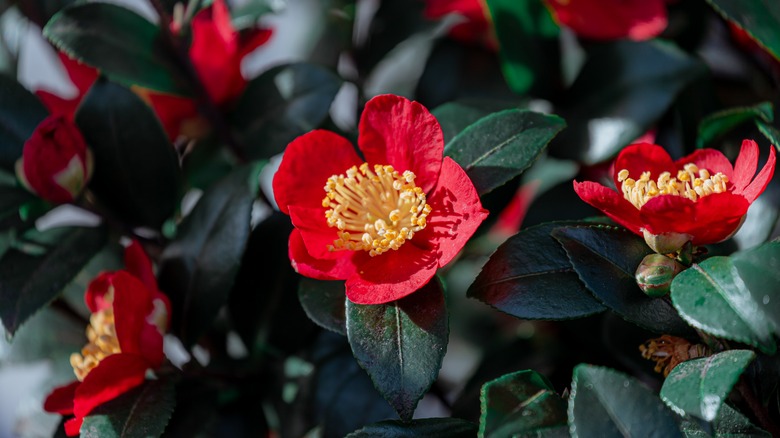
[322,163,431,257]
[618,163,729,209]
[70,293,121,381]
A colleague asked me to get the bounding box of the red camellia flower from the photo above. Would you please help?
[544,0,667,41]
[573,140,776,253]
[43,241,170,436]
[424,0,497,49]
[36,53,98,120]
[16,115,93,204]
[273,94,488,304]
[144,0,272,139]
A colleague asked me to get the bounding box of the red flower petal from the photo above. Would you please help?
[732,139,759,190]
[345,243,439,304]
[273,130,362,214]
[687,194,750,244]
[288,229,360,280]
[737,143,776,203]
[638,195,697,236]
[677,148,734,180]
[85,272,115,313]
[43,381,79,415]
[143,91,200,140]
[573,180,643,234]
[112,272,156,359]
[35,90,80,120]
[72,353,149,418]
[358,95,444,194]
[64,417,82,436]
[414,157,488,267]
[288,205,341,259]
[124,240,158,292]
[546,0,667,41]
[613,143,675,188]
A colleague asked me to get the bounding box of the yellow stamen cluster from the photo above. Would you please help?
[639,335,709,377]
[70,304,121,381]
[618,163,729,209]
[322,163,432,257]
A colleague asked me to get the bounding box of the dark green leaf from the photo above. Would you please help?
[480,370,567,438]
[0,226,107,336]
[228,211,315,354]
[679,403,770,437]
[432,101,511,146]
[346,418,477,437]
[671,256,776,354]
[553,225,694,336]
[76,79,181,228]
[731,242,780,337]
[346,279,448,421]
[81,379,175,438]
[660,350,755,422]
[0,186,35,221]
[468,221,605,320]
[159,164,260,347]
[705,0,780,61]
[697,102,773,148]
[298,278,346,336]
[756,120,780,146]
[231,63,342,160]
[44,3,188,94]
[568,364,682,438]
[554,40,704,164]
[0,74,49,171]
[444,109,565,195]
[485,0,560,97]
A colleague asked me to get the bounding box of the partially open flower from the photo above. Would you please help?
[574,140,776,252]
[544,0,668,41]
[273,94,488,305]
[43,242,170,436]
[15,115,93,204]
[640,335,709,377]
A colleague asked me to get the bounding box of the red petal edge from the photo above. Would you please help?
[737,143,776,203]
[572,180,643,234]
[43,381,80,415]
[72,353,149,418]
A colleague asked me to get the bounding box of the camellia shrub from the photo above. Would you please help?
[0,0,779,436]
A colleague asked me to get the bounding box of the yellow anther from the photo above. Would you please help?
[617,162,729,210]
[71,298,121,381]
[323,162,431,257]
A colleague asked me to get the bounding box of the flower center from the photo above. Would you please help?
[322,163,432,257]
[617,163,729,209]
[70,298,121,381]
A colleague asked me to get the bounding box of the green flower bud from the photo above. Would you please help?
[635,254,684,297]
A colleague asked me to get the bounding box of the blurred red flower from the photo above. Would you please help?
[545,0,667,41]
[16,115,93,204]
[43,242,170,436]
[573,140,776,252]
[273,94,488,304]
[424,0,497,49]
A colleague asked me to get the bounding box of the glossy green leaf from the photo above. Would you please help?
[485,0,560,97]
[697,102,773,148]
[705,0,780,61]
[432,101,507,146]
[231,63,342,160]
[468,221,605,320]
[554,40,704,164]
[568,364,682,438]
[346,279,448,421]
[0,226,107,336]
[553,225,694,336]
[444,109,566,195]
[480,370,567,438]
[679,403,770,437]
[81,379,175,438]
[298,278,347,336]
[0,74,49,171]
[671,257,776,354]
[346,418,477,437]
[660,350,755,422]
[731,242,780,337]
[159,164,260,347]
[44,3,188,94]
[756,120,780,146]
[76,79,182,228]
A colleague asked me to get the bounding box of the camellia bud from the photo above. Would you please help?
[15,115,93,204]
[635,253,684,297]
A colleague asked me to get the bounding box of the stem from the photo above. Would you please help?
[736,379,780,436]
[148,0,248,163]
